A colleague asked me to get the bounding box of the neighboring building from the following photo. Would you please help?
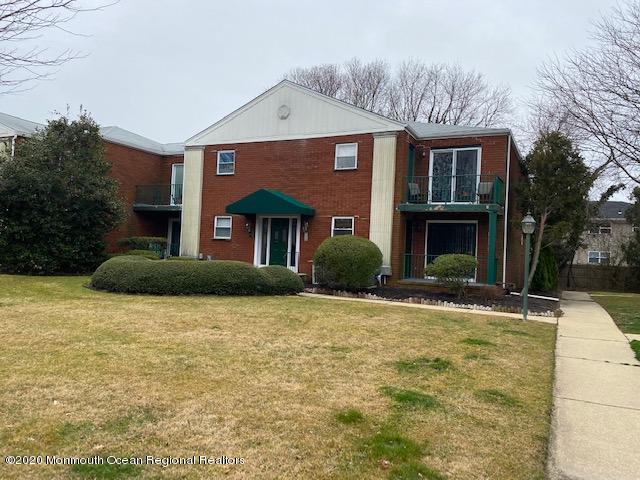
[575,201,637,266]
[180,81,525,287]
[0,112,185,255]
[1,80,527,287]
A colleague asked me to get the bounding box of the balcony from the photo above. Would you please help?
[133,184,183,212]
[398,175,504,213]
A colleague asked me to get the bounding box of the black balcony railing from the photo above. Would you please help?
[404,175,504,205]
[134,184,183,206]
[402,253,494,284]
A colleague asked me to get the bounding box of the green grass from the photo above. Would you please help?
[380,387,440,410]
[462,337,496,346]
[388,461,445,480]
[475,389,519,407]
[0,274,556,479]
[631,340,640,362]
[394,356,453,373]
[591,292,640,334]
[359,431,423,462]
[335,408,364,425]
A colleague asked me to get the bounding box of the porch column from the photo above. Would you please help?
[180,146,204,257]
[487,210,498,285]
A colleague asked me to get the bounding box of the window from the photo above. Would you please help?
[331,217,354,236]
[589,224,612,234]
[633,226,639,233]
[214,216,232,239]
[217,150,235,175]
[335,143,358,170]
[429,147,480,203]
[588,251,610,265]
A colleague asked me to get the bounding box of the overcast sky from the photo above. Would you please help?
[0,0,620,144]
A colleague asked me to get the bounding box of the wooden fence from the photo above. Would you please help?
[560,264,640,292]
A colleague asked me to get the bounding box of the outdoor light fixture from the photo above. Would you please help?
[245,221,253,236]
[302,221,309,233]
[521,212,537,321]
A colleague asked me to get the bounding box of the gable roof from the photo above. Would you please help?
[186,80,405,146]
[0,111,183,156]
[100,126,184,155]
[591,201,632,219]
[0,112,42,137]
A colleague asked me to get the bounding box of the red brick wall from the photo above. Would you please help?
[390,133,521,285]
[103,142,183,251]
[197,134,375,276]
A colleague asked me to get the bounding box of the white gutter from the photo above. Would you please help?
[502,135,512,287]
[11,134,16,159]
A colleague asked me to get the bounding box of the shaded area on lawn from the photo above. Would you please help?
[0,275,556,480]
[591,292,640,334]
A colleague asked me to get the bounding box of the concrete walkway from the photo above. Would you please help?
[547,291,640,480]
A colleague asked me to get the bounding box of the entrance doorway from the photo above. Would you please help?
[168,218,181,257]
[255,216,300,271]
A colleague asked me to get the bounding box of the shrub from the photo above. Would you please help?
[165,256,197,261]
[313,236,382,290]
[90,256,301,296]
[118,249,160,260]
[531,247,559,292]
[116,236,167,256]
[424,254,478,298]
[258,265,304,295]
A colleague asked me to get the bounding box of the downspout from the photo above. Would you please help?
[502,134,512,288]
[11,135,17,159]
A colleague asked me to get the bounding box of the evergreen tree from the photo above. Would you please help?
[0,111,124,274]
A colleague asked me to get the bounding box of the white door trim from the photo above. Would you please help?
[253,215,301,272]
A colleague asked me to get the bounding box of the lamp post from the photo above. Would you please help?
[521,213,537,321]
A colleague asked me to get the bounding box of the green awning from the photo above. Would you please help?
[225,189,315,216]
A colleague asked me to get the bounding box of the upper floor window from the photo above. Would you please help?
[588,251,610,265]
[429,147,481,203]
[589,224,612,234]
[331,216,354,236]
[335,143,358,170]
[217,150,235,175]
[214,216,232,239]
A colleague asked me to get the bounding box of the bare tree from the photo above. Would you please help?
[537,1,640,185]
[285,63,343,98]
[341,58,390,113]
[0,0,111,93]
[284,59,512,127]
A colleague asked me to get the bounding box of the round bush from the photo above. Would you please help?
[424,254,478,297]
[313,236,383,290]
[91,256,303,296]
[258,265,304,295]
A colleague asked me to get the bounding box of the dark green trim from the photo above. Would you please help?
[487,210,498,285]
[398,203,503,214]
[226,189,315,216]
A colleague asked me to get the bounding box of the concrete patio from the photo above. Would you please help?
[547,291,640,480]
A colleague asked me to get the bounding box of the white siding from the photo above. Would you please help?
[187,81,403,146]
[179,147,204,257]
[369,133,398,274]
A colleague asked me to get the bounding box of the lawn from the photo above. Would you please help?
[591,292,640,334]
[0,276,556,480]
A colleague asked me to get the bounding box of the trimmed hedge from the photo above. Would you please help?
[425,254,478,298]
[258,265,304,295]
[314,236,383,290]
[91,256,302,295]
[116,236,167,250]
[109,249,161,260]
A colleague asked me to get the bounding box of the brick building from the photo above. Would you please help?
[1,80,526,287]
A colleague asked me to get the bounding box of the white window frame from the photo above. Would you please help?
[216,150,236,175]
[170,163,184,205]
[213,216,233,240]
[428,147,482,204]
[331,216,355,236]
[334,143,358,171]
[587,251,610,265]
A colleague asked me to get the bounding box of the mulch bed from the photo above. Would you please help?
[306,285,561,316]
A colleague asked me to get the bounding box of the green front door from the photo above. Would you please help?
[269,218,289,266]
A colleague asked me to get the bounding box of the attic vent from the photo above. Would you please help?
[277,104,290,120]
[618,210,623,215]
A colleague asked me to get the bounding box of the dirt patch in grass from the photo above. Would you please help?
[0,275,556,479]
